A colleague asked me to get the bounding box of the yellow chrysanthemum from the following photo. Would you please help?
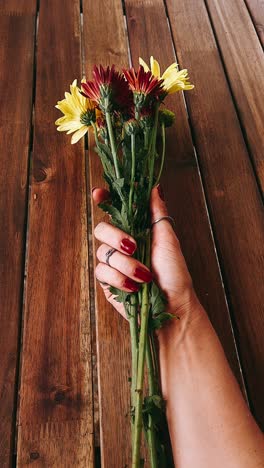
[55,79,97,144]
[139,56,194,94]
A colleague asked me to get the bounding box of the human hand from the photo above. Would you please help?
[93,184,202,325]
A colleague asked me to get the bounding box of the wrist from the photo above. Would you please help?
[156,288,208,346]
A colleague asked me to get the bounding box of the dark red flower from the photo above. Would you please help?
[81,65,133,112]
[123,66,164,99]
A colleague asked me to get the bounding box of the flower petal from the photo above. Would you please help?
[162,62,179,80]
[139,57,149,72]
[71,126,88,144]
[150,56,160,78]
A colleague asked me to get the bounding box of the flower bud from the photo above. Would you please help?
[124,118,140,136]
[159,109,175,127]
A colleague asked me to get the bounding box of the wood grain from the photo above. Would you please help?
[82,1,136,466]
[16,1,94,466]
[244,0,264,46]
[0,1,36,466]
[205,0,264,193]
[125,0,243,388]
[166,0,264,428]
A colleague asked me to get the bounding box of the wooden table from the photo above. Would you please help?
[1,0,263,466]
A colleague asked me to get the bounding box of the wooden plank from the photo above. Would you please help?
[125,0,244,395]
[244,0,264,46]
[205,0,264,193]
[166,0,264,428]
[16,1,94,466]
[0,1,36,466]
[82,2,134,466]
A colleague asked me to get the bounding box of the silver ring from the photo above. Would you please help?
[105,247,117,266]
[151,215,176,229]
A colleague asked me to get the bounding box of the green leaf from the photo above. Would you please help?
[94,144,115,181]
[150,282,167,317]
[149,282,177,329]
[150,312,177,330]
[112,177,127,205]
[109,286,130,303]
[143,394,165,428]
[98,203,124,227]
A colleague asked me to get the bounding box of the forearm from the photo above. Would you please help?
[157,297,264,468]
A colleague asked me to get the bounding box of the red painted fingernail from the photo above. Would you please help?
[134,267,153,283]
[124,278,140,292]
[157,184,165,201]
[120,238,136,254]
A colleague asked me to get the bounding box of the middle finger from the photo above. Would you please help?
[97,243,153,283]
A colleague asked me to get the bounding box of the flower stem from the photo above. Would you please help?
[128,292,138,448]
[132,231,151,468]
[155,122,166,186]
[129,294,138,405]
[144,128,150,150]
[129,133,136,218]
[146,337,158,468]
[147,104,160,199]
[105,111,121,178]
[91,121,99,147]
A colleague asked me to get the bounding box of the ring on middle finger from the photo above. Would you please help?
[105,247,118,266]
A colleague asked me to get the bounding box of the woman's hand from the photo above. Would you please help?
[93,184,201,324]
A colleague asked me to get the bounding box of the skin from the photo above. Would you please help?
[93,185,264,468]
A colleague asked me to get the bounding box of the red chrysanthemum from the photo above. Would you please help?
[123,66,164,99]
[81,65,133,112]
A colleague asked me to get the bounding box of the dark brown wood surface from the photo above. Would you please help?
[82,1,134,466]
[1,0,264,466]
[205,0,264,193]
[245,0,264,46]
[0,1,36,465]
[166,0,264,428]
[16,1,94,466]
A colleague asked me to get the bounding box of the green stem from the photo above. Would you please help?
[147,104,160,199]
[91,121,99,147]
[132,232,151,467]
[144,128,150,150]
[155,122,166,186]
[129,294,139,407]
[129,133,136,218]
[146,337,158,468]
[128,293,139,448]
[150,331,160,387]
[105,111,121,178]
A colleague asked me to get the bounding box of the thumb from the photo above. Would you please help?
[150,184,176,243]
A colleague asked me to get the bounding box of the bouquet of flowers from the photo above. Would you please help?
[55,56,193,467]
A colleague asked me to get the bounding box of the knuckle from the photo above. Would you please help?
[96,243,106,260]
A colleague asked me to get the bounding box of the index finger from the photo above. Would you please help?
[94,222,137,256]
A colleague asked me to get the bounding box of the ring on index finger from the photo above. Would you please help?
[151,215,176,229]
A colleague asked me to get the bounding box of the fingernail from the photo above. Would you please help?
[134,267,153,283]
[120,238,136,254]
[124,278,139,292]
[91,186,97,193]
[157,184,165,201]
